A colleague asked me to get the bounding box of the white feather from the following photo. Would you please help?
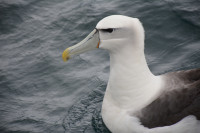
[95,15,200,133]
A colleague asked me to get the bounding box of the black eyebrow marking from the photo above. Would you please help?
[100,28,114,33]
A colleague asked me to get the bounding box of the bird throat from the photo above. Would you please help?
[105,45,163,111]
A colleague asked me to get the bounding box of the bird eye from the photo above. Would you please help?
[101,28,114,33]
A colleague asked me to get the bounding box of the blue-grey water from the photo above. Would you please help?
[0,0,200,133]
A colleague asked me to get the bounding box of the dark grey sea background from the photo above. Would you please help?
[0,0,200,133]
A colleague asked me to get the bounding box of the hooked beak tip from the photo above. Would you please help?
[62,48,70,62]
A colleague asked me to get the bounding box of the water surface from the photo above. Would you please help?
[0,0,200,133]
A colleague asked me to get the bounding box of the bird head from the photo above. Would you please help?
[62,15,144,62]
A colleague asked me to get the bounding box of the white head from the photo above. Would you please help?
[96,15,145,52]
[62,15,145,62]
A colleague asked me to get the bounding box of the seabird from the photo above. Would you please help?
[62,15,200,133]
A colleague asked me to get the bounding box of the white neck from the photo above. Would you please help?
[104,42,163,111]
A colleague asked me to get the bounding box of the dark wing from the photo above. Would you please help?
[137,68,200,128]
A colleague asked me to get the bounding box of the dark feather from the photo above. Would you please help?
[137,68,200,128]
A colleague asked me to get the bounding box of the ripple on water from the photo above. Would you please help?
[63,84,111,133]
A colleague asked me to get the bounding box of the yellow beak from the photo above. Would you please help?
[62,29,99,62]
[62,48,70,62]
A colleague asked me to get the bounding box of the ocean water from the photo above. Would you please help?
[0,0,200,133]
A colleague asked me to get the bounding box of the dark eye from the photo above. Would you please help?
[101,28,114,33]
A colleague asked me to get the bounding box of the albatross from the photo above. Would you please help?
[62,15,200,133]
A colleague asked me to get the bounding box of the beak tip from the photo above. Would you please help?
[62,48,70,62]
